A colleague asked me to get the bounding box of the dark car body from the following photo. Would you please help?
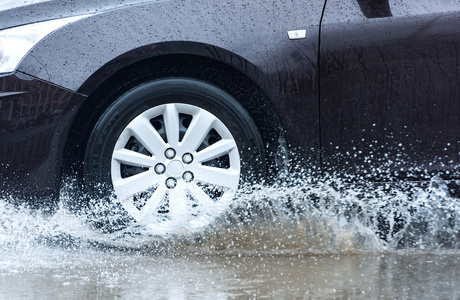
[0,0,459,202]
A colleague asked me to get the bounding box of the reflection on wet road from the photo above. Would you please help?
[1,250,459,299]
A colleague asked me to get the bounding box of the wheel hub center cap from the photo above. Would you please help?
[167,160,184,177]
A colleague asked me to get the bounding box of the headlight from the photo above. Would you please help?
[0,15,88,74]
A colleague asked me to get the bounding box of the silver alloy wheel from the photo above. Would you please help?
[110,103,240,232]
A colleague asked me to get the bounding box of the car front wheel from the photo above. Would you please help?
[83,78,264,233]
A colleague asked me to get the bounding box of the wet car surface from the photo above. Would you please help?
[1,1,460,297]
[1,0,460,232]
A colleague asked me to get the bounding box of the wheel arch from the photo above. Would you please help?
[63,43,286,181]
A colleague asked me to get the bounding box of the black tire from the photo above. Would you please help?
[83,78,265,232]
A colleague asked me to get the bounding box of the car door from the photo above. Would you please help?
[319,0,460,181]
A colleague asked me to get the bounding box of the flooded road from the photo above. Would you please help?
[1,250,460,299]
[1,176,460,299]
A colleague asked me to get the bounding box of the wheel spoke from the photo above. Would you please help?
[112,148,157,167]
[167,187,189,221]
[195,139,237,163]
[195,166,239,189]
[187,182,216,207]
[163,104,180,148]
[141,185,168,218]
[181,111,216,152]
[113,170,159,200]
[128,116,166,156]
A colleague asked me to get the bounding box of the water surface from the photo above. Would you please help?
[1,176,460,299]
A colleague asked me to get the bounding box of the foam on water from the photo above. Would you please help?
[1,174,460,259]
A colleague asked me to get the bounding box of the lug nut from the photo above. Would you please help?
[165,177,177,189]
[182,153,193,164]
[183,171,194,183]
[154,163,166,174]
[165,148,176,159]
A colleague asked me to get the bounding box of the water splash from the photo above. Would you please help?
[1,175,460,256]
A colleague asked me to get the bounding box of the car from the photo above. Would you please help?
[1,0,459,232]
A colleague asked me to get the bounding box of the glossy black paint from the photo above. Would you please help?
[0,72,86,199]
[356,0,392,18]
[0,0,155,30]
[18,0,325,168]
[0,0,459,200]
[321,1,460,180]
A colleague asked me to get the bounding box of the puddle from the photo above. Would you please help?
[1,174,460,254]
[1,174,460,298]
